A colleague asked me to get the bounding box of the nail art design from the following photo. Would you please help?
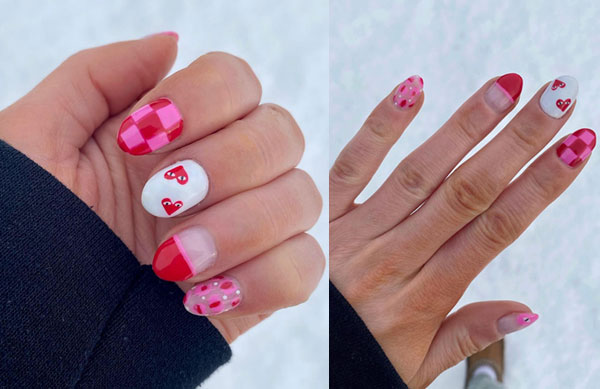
[183,275,242,316]
[141,160,209,218]
[153,226,217,281]
[393,75,423,109]
[497,312,539,335]
[557,128,596,167]
[117,98,183,155]
[484,73,523,113]
[539,75,578,118]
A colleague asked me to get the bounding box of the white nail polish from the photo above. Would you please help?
[141,160,209,218]
[539,75,578,118]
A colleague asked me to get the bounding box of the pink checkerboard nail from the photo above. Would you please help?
[183,275,242,316]
[557,128,596,167]
[117,98,183,155]
[393,75,423,110]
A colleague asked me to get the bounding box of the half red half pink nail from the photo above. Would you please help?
[484,73,522,113]
[557,128,596,168]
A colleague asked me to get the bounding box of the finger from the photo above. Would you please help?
[116,51,261,155]
[151,169,322,281]
[409,301,538,389]
[345,74,522,238]
[329,75,424,221]
[140,103,304,217]
[422,129,594,295]
[0,34,178,154]
[181,233,325,317]
[384,76,578,266]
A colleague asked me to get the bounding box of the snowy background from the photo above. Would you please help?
[0,1,328,388]
[331,0,600,388]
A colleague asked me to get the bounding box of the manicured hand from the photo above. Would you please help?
[0,33,325,343]
[330,74,592,388]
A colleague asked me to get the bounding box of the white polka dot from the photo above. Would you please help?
[201,296,206,300]
[213,282,218,286]
[223,295,228,300]
[235,290,241,295]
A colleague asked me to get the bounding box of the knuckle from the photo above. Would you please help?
[510,122,540,153]
[330,151,365,187]
[527,168,559,200]
[445,172,496,216]
[260,103,305,157]
[391,159,430,199]
[457,331,483,359]
[476,208,521,250]
[362,114,395,144]
[453,110,480,141]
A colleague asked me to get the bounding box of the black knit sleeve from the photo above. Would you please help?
[0,141,230,388]
[329,282,408,389]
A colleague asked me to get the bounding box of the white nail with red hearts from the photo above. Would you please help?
[540,75,578,119]
[141,160,209,218]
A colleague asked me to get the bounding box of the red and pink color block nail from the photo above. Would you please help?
[117,98,183,155]
[183,275,242,316]
[557,128,596,167]
[497,312,539,335]
[393,75,423,109]
[484,73,523,113]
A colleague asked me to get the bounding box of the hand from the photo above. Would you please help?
[0,34,324,343]
[329,74,592,387]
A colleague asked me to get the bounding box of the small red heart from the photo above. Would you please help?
[164,165,188,185]
[551,79,566,90]
[556,98,571,112]
[161,197,183,215]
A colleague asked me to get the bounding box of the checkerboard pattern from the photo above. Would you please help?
[117,98,183,155]
[557,128,596,167]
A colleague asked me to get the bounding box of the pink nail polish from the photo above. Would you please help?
[183,275,242,316]
[393,75,423,110]
[497,312,539,335]
[146,31,179,42]
[557,128,596,167]
[484,73,523,112]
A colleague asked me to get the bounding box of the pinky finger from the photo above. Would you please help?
[182,234,325,317]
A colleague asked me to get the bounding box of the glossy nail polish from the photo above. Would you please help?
[540,75,578,118]
[183,275,242,316]
[497,312,539,335]
[153,226,217,281]
[141,160,209,217]
[117,98,183,155]
[484,73,522,112]
[393,75,423,110]
[557,128,596,167]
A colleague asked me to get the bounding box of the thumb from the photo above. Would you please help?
[409,301,539,388]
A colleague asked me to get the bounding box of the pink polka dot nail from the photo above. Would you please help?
[393,75,424,110]
[183,275,242,316]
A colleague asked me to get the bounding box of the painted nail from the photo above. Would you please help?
[141,160,209,217]
[557,128,596,167]
[497,312,539,335]
[117,98,183,155]
[539,75,578,118]
[393,75,423,110]
[145,31,179,42]
[153,226,217,281]
[183,275,242,316]
[484,73,522,112]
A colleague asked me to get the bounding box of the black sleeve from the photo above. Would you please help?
[329,282,408,389]
[0,141,231,388]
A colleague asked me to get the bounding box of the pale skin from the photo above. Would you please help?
[330,77,587,387]
[0,36,324,343]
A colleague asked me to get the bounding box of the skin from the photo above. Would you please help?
[0,36,325,344]
[330,77,588,388]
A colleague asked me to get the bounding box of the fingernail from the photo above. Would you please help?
[540,75,578,118]
[117,98,183,155]
[484,73,522,112]
[153,226,217,281]
[183,275,242,316]
[557,128,596,167]
[141,160,209,217]
[393,75,423,110]
[497,312,539,335]
[145,31,179,42]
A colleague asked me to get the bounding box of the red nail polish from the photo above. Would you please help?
[557,128,596,167]
[152,236,195,281]
[117,98,183,155]
[495,73,523,102]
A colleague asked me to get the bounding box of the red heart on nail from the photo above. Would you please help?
[164,165,188,185]
[551,79,566,90]
[556,98,571,112]
[161,197,183,215]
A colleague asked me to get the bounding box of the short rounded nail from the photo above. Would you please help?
[540,75,578,118]
[183,275,242,316]
[497,312,539,335]
[117,98,183,155]
[393,75,423,110]
[557,128,596,167]
[141,160,209,218]
[484,73,522,113]
[145,31,179,42]
[152,226,217,281]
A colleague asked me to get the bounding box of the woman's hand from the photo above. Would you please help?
[0,34,324,343]
[330,74,592,388]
